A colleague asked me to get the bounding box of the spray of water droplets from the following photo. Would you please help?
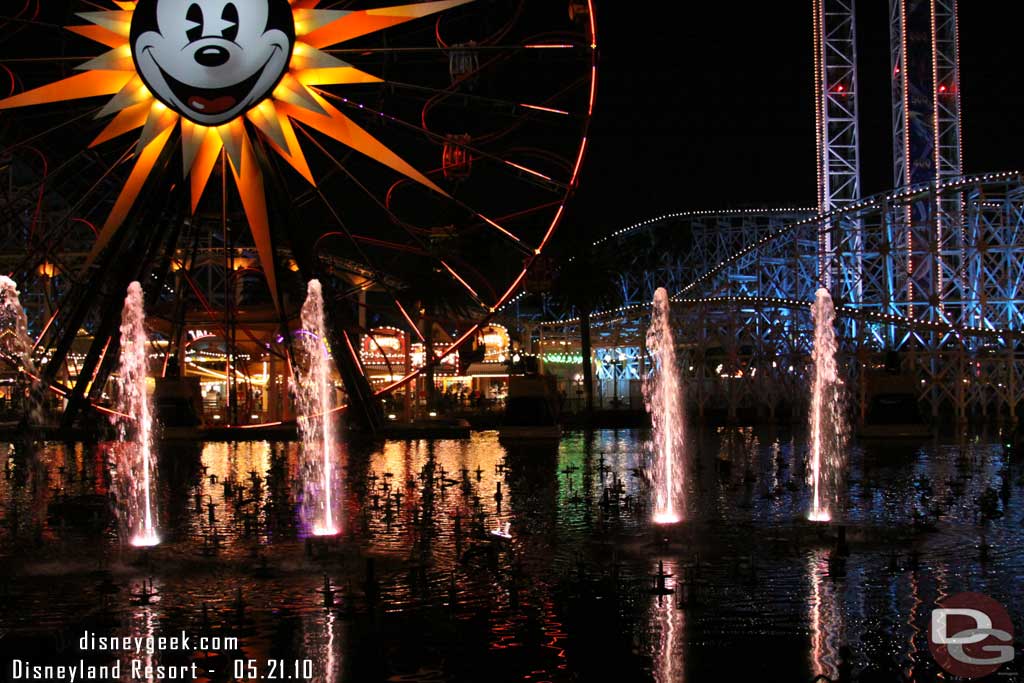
[807,288,848,522]
[113,281,159,546]
[644,287,686,524]
[295,280,340,536]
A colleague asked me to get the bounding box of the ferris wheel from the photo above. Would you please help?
[0,0,595,421]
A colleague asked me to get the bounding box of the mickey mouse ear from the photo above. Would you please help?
[266,0,297,40]
[127,0,159,46]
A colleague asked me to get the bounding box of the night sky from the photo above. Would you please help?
[566,2,1024,240]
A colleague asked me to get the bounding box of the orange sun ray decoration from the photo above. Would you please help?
[0,0,470,312]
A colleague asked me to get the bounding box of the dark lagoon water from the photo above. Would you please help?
[0,428,1022,682]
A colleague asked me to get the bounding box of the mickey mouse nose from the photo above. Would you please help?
[194,46,230,67]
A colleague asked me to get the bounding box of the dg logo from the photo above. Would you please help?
[929,592,1015,679]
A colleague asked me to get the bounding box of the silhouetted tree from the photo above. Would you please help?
[551,239,621,418]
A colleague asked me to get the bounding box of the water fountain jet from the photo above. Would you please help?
[644,287,685,524]
[113,281,159,547]
[0,277,41,424]
[0,277,36,374]
[807,288,847,523]
[295,280,340,537]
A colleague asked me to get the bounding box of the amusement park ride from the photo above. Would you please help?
[538,0,1024,426]
[0,0,1020,431]
[0,0,596,432]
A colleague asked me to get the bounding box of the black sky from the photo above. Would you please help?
[566,2,1024,240]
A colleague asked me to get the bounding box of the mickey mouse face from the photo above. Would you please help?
[130,0,295,126]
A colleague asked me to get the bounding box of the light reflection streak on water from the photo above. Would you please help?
[808,550,842,681]
[652,559,684,683]
[929,562,949,680]
[321,610,339,683]
[131,604,157,683]
[906,563,921,679]
[542,598,569,671]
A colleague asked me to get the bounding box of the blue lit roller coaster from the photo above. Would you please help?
[539,172,1024,422]
[533,1,1024,424]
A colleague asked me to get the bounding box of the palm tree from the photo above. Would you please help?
[551,238,621,419]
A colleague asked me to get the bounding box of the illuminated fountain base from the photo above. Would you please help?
[130,532,161,548]
[806,509,832,524]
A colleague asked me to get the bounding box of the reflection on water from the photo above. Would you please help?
[651,559,685,683]
[0,429,1021,682]
[131,606,157,683]
[808,549,844,680]
[305,610,340,683]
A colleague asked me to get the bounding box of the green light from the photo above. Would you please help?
[542,353,584,365]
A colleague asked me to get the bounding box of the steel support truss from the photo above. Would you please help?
[538,174,1024,423]
[814,0,863,294]
[890,0,964,323]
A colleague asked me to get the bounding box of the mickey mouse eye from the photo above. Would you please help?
[185,3,203,42]
[221,3,239,42]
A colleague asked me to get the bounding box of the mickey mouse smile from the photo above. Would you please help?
[147,46,281,117]
[130,0,295,126]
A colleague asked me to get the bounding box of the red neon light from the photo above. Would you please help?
[520,103,569,116]
[93,403,132,420]
[32,306,60,350]
[440,260,480,299]
[538,204,565,253]
[22,368,133,420]
[342,330,361,370]
[395,299,425,342]
[588,66,596,116]
[238,420,284,429]
[495,268,529,310]
[570,137,588,187]
[587,0,597,49]
[479,214,522,243]
[503,159,552,182]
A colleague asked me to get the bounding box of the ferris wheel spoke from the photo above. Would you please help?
[393,299,425,342]
[322,42,586,56]
[9,147,135,278]
[297,95,541,254]
[437,259,489,308]
[312,88,573,193]
[0,56,100,63]
[0,16,59,30]
[303,191,411,307]
[1,106,104,154]
[347,234,427,256]
[0,141,126,236]
[469,74,590,146]
[377,79,583,122]
[445,197,534,253]
[299,119,497,310]
[284,139,475,317]
[294,120,438,256]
